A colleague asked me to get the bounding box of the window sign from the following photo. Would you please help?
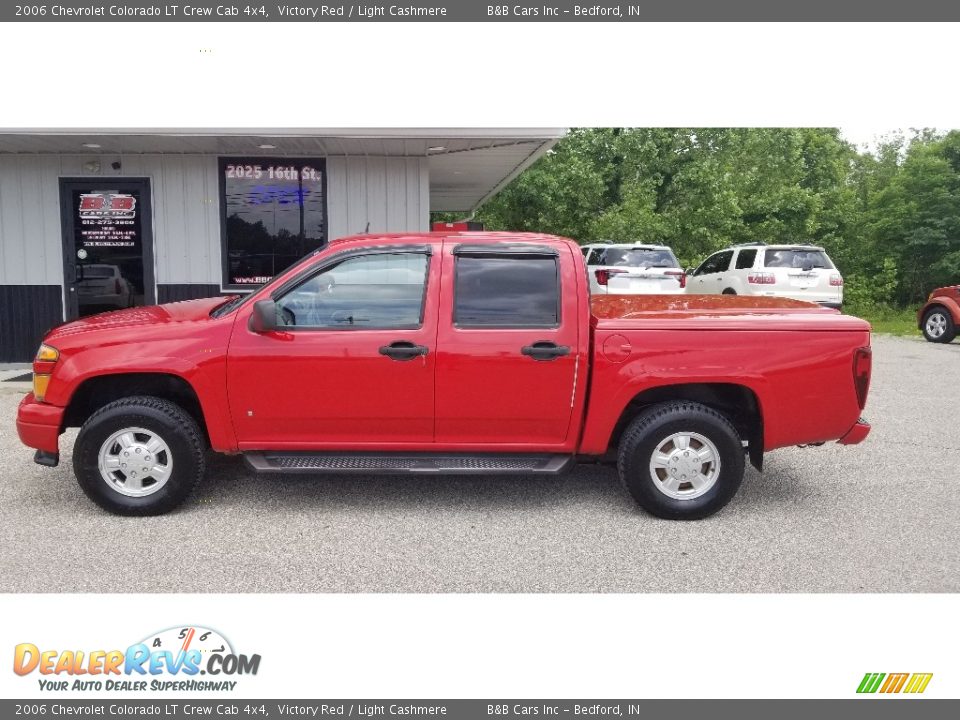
[220,158,327,288]
[68,185,149,316]
[74,190,142,250]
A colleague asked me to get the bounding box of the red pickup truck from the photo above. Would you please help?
[16,232,872,519]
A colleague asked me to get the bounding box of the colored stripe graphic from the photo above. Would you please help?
[880,673,909,693]
[857,673,885,693]
[904,673,933,694]
[857,672,933,694]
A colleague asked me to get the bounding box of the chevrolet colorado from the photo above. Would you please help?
[16,232,872,518]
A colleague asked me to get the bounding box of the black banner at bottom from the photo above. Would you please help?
[2,700,956,719]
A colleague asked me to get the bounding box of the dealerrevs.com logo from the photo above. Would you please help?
[13,626,261,693]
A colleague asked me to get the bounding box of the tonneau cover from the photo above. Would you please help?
[591,294,871,332]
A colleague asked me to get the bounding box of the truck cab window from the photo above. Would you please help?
[275,252,428,329]
[454,254,560,327]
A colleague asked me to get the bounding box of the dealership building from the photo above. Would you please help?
[0,129,562,362]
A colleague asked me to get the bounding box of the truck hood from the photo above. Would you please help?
[591,294,870,331]
[930,285,960,298]
[45,296,231,341]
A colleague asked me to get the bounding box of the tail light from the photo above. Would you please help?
[32,344,59,402]
[115,278,122,294]
[748,272,776,285]
[853,347,872,410]
[595,268,627,286]
[830,274,844,287]
[664,270,687,289]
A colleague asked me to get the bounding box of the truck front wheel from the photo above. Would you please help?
[922,307,956,343]
[73,396,206,515]
[617,401,745,520]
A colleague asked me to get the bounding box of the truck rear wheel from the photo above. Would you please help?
[617,401,744,520]
[73,396,205,516]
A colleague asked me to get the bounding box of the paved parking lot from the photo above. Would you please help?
[1,334,958,593]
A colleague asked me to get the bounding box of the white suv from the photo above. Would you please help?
[582,242,685,294]
[685,243,843,309]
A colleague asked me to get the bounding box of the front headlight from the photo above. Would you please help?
[33,344,59,402]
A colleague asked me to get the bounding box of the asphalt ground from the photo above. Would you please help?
[1,334,957,593]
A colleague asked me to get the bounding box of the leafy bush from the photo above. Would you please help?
[842,257,899,315]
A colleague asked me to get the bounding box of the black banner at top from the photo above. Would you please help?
[4,0,959,21]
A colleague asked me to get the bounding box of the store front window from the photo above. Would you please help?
[219,158,327,289]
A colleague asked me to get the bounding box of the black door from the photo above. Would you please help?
[59,178,156,320]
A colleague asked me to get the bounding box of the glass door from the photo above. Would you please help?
[59,178,155,319]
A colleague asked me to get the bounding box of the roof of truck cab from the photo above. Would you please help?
[329,231,576,246]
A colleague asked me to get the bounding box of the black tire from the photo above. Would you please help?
[617,401,745,520]
[722,288,737,295]
[73,396,205,515]
[922,307,956,343]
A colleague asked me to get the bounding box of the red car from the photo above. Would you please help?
[918,285,960,343]
[16,232,872,519]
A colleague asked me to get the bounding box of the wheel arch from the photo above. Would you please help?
[62,372,210,445]
[920,300,960,328]
[607,382,764,470]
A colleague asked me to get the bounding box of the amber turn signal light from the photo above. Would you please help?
[33,344,59,402]
[36,344,59,362]
[33,373,51,402]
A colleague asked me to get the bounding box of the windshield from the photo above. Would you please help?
[764,249,834,270]
[592,247,679,268]
[210,248,324,318]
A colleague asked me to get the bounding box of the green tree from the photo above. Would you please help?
[866,130,960,302]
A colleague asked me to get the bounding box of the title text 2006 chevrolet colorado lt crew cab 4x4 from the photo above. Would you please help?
[16,232,872,519]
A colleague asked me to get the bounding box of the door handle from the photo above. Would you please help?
[521,341,570,361]
[379,341,428,361]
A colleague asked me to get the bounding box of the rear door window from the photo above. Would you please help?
[735,249,758,269]
[590,247,679,268]
[454,253,560,328]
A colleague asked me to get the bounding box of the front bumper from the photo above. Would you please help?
[837,418,871,445]
[16,393,64,456]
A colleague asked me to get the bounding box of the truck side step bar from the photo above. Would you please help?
[243,452,575,475]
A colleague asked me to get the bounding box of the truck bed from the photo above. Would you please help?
[580,294,871,456]
[590,294,870,332]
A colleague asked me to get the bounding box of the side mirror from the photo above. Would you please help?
[685,267,695,275]
[249,299,278,333]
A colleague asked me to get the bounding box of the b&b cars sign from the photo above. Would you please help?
[74,190,141,248]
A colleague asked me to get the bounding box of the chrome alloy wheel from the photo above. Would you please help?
[98,427,173,497]
[648,431,722,500]
[926,312,948,339]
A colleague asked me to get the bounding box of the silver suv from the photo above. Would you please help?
[685,243,843,309]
